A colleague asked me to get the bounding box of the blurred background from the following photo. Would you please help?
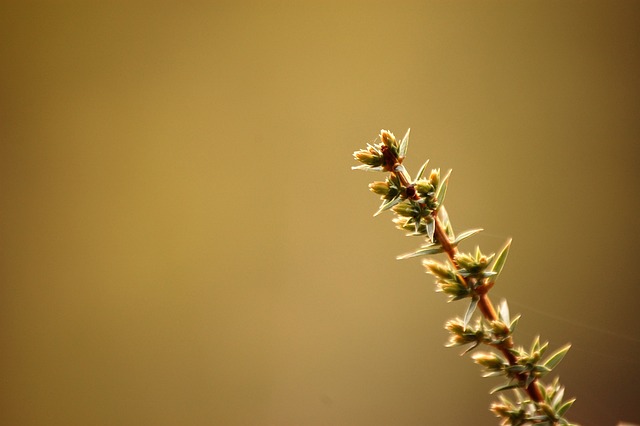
[1,1,639,425]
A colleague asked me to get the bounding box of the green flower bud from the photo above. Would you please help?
[369,181,390,196]
[472,352,505,371]
[353,146,384,167]
[380,129,397,149]
[424,260,454,280]
[455,253,476,271]
[490,320,510,339]
[445,318,466,336]
[489,403,512,417]
[414,178,434,197]
[392,201,418,218]
[429,168,440,187]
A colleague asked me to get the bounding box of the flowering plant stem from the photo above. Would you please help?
[432,220,545,404]
[353,129,576,425]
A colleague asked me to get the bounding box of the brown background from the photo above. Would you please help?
[2,1,640,425]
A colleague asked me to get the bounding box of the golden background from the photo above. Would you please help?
[2,2,639,425]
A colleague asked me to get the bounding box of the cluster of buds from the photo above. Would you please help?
[352,129,577,425]
[353,129,446,240]
[490,378,575,425]
[445,318,492,353]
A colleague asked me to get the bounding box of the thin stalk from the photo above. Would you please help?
[393,165,544,404]
[433,218,544,404]
[355,129,575,424]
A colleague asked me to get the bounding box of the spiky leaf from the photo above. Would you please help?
[490,239,512,279]
[556,398,576,417]
[415,159,430,180]
[398,128,410,158]
[464,297,479,327]
[543,344,572,371]
[498,299,510,324]
[396,244,445,260]
[452,228,483,246]
[373,195,403,216]
[490,382,520,394]
[435,169,451,206]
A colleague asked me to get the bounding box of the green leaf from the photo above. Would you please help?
[452,228,483,246]
[464,297,478,327]
[437,206,455,239]
[396,245,445,260]
[426,220,435,242]
[530,335,541,353]
[461,342,480,355]
[490,238,512,279]
[351,165,384,172]
[556,398,576,417]
[552,386,565,408]
[398,128,410,158]
[415,159,430,180]
[543,344,572,371]
[509,315,521,333]
[445,222,455,240]
[498,299,510,324]
[525,373,537,388]
[373,195,402,216]
[537,380,547,400]
[490,382,519,394]
[435,169,451,206]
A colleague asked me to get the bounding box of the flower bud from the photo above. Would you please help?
[429,168,440,187]
[392,202,418,218]
[414,179,434,197]
[380,130,397,148]
[445,318,466,336]
[489,403,511,417]
[472,352,505,371]
[353,147,383,167]
[424,260,453,280]
[369,181,390,196]
[490,320,510,339]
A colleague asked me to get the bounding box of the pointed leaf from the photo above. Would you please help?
[396,245,445,260]
[464,297,479,327]
[445,222,455,240]
[530,335,541,353]
[525,373,537,388]
[438,206,455,239]
[557,398,576,417]
[426,220,435,242]
[509,315,521,333]
[552,386,565,408]
[453,228,483,246]
[415,159,430,180]
[461,342,480,355]
[543,344,571,371]
[538,341,549,357]
[373,195,402,216]
[490,382,520,394]
[351,165,384,172]
[435,169,451,206]
[398,128,410,158]
[490,239,512,279]
[498,299,511,324]
[537,381,547,400]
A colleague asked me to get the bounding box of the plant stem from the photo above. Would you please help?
[356,131,575,423]
[433,219,545,404]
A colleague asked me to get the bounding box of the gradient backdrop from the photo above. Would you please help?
[2,2,640,425]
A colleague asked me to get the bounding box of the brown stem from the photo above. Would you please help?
[433,219,545,404]
[385,148,547,412]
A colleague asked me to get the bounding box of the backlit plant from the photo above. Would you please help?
[352,129,577,426]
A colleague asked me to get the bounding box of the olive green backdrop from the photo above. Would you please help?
[2,1,639,425]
